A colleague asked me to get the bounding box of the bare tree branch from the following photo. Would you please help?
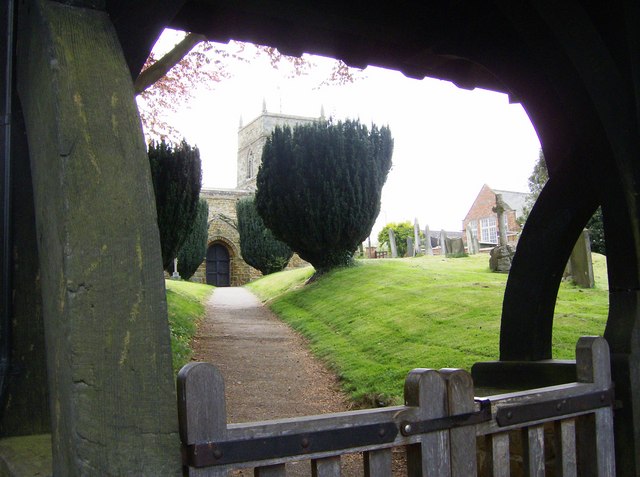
[135,33,207,95]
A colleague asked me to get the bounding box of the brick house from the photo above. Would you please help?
[462,184,528,247]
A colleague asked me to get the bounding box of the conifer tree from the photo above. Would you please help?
[256,119,393,275]
[236,197,292,275]
[148,139,202,269]
[176,199,209,280]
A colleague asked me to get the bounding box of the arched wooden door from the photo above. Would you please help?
[206,244,230,287]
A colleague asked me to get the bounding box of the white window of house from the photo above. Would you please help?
[480,216,497,243]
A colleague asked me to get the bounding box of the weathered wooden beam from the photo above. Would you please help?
[15,0,180,474]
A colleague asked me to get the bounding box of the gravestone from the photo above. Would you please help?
[465,226,477,255]
[388,228,398,258]
[566,229,595,288]
[407,237,414,257]
[439,230,448,255]
[424,225,433,255]
[490,194,515,272]
[445,237,465,256]
[413,218,421,256]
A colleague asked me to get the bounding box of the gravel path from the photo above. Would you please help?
[190,287,365,476]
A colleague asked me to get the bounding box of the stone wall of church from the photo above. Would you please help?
[191,188,261,286]
[236,112,318,190]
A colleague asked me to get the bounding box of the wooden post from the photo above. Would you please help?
[440,369,477,476]
[364,449,392,477]
[404,368,450,476]
[16,0,179,473]
[255,464,286,476]
[485,433,510,477]
[575,337,615,476]
[311,456,341,476]
[177,363,228,477]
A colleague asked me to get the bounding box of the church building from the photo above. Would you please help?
[195,105,319,286]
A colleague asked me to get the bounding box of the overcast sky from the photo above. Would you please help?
[147,32,542,239]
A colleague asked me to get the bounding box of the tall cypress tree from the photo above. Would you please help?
[176,199,209,280]
[148,139,202,270]
[236,197,292,275]
[256,119,393,275]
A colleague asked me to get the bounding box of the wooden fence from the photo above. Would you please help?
[177,336,615,476]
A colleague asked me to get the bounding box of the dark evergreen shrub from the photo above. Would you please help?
[236,196,292,275]
[148,139,202,270]
[176,199,209,280]
[255,119,393,274]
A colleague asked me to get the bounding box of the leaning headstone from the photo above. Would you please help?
[440,230,448,255]
[473,235,481,254]
[413,218,421,256]
[465,226,476,254]
[446,237,465,256]
[388,228,398,258]
[424,225,433,255]
[490,194,515,272]
[567,229,595,288]
[407,237,414,257]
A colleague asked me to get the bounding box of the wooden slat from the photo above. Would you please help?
[575,336,615,476]
[593,408,615,476]
[554,419,576,477]
[177,362,228,477]
[254,464,286,476]
[441,369,477,476]
[364,449,392,477]
[486,433,510,477]
[404,368,451,477]
[522,425,545,477]
[311,456,341,476]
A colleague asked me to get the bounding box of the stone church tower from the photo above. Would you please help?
[194,105,320,286]
[237,103,319,190]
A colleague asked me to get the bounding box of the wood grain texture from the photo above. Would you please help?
[522,425,545,477]
[404,368,450,477]
[311,456,341,477]
[16,0,179,474]
[363,449,392,477]
[254,464,286,476]
[554,419,577,477]
[441,369,477,477]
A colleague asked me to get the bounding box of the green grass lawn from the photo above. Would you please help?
[166,280,214,373]
[247,253,608,406]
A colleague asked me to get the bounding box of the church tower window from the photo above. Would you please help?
[246,152,254,179]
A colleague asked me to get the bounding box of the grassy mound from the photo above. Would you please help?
[247,254,608,406]
[166,280,214,372]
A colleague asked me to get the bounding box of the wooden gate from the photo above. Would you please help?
[178,336,615,476]
[206,244,230,287]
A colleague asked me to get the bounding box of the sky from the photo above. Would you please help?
[147,32,542,240]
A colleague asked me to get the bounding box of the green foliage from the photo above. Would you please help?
[236,196,293,275]
[175,199,209,280]
[587,207,606,255]
[377,221,419,257]
[148,139,202,270]
[247,254,608,406]
[166,280,213,373]
[256,119,393,274]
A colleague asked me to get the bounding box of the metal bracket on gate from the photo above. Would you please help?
[495,388,615,427]
[399,399,492,437]
[185,421,398,467]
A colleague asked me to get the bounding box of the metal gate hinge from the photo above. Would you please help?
[399,399,492,436]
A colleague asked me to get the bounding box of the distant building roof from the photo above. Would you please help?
[493,189,528,219]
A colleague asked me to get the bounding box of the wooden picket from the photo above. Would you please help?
[177,336,615,476]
